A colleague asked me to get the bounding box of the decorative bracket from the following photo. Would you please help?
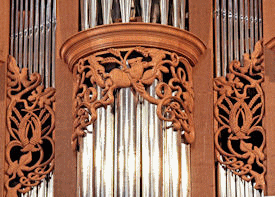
[60,23,206,150]
[5,56,55,196]
[214,41,266,190]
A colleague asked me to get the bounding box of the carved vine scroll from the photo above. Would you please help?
[214,41,265,190]
[5,56,55,196]
[72,47,194,150]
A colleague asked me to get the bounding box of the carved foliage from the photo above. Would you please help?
[214,41,265,190]
[5,56,55,196]
[72,47,194,150]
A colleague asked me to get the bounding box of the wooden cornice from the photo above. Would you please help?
[60,22,206,71]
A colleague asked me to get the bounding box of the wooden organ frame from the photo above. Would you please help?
[0,0,275,196]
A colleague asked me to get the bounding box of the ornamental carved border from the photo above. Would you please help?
[72,47,194,150]
[5,56,55,196]
[214,41,265,190]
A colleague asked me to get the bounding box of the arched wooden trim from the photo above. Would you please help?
[60,22,206,71]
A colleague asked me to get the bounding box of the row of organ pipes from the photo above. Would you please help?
[215,0,264,196]
[78,0,190,197]
[9,0,56,196]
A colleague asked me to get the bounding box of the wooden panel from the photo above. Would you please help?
[0,0,10,196]
[189,0,216,196]
[263,1,275,195]
[54,0,79,196]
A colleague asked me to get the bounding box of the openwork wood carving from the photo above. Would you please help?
[214,41,265,190]
[5,56,55,196]
[72,47,194,150]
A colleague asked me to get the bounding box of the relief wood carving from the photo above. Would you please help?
[72,47,194,150]
[214,41,265,190]
[5,56,55,196]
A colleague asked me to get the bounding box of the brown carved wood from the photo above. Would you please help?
[60,23,206,151]
[214,41,265,190]
[72,47,194,150]
[5,56,55,196]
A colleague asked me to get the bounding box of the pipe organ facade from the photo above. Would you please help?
[0,0,275,197]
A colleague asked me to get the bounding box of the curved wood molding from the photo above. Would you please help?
[60,23,206,150]
[266,37,275,50]
[5,56,55,196]
[60,22,206,71]
[214,41,266,190]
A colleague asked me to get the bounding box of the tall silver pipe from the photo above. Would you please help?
[10,0,15,56]
[228,0,233,62]
[217,164,226,197]
[149,81,162,196]
[23,0,29,69]
[126,88,136,196]
[160,0,169,25]
[84,0,89,29]
[140,0,152,23]
[221,0,227,76]
[118,88,126,197]
[250,0,254,52]
[135,95,142,197]
[45,0,52,88]
[181,144,190,197]
[233,0,239,60]
[18,0,24,67]
[104,104,114,196]
[14,0,19,62]
[244,0,249,53]
[51,0,56,87]
[89,0,97,28]
[180,0,186,29]
[39,0,46,82]
[239,0,245,61]
[215,0,221,77]
[101,0,113,25]
[28,0,34,74]
[94,88,103,196]
[119,0,132,23]
[100,94,107,196]
[33,0,40,73]
[254,0,259,42]
[141,96,150,197]
[172,131,181,196]
[163,120,169,196]
[173,0,180,27]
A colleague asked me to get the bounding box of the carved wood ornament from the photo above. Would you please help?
[214,41,265,190]
[5,56,55,196]
[60,23,206,150]
[72,47,194,150]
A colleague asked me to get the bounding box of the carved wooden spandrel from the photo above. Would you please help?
[5,56,55,196]
[72,47,194,150]
[214,41,265,190]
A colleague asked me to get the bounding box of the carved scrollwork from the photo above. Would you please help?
[72,47,194,150]
[214,41,265,190]
[5,56,55,196]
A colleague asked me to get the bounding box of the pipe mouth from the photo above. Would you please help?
[60,22,206,71]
